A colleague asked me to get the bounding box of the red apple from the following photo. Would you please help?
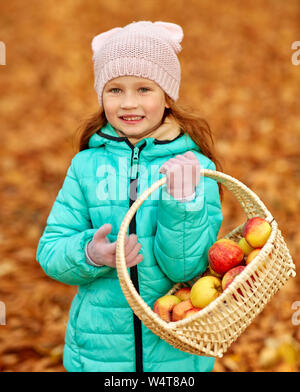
[153,295,181,322]
[175,287,191,301]
[222,265,246,291]
[222,265,255,299]
[208,239,244,275]
[243,217,272,248]
[171,299,194,321]
[184,307,202,319]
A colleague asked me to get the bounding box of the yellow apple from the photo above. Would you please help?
[190,276,222,308]
[246,248,262,265]
[238,237,254,256]
[208,265,222,278]
[246,247,271,272]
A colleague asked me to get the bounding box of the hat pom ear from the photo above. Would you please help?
[91,27,123,54]
[154,22,184,44]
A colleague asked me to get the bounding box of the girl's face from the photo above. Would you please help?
[102,76,170,140]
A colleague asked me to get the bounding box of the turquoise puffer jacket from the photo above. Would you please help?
[36,122,223,372]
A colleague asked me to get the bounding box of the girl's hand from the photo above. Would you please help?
[159,151,201,200]
[87,224,144,268]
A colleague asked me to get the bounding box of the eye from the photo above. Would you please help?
[109,88,121,93]
[139,87,150,93]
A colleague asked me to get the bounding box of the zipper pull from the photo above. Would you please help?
[130,147,140,180]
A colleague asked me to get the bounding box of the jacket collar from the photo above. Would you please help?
[88,115,200,160]
[125,115,182,145]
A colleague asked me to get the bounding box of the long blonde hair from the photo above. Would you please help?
[74,96,223,199]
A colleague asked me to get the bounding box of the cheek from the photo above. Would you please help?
[145,98,166,118]
[103,102,118,120]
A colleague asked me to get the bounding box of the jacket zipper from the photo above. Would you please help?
[128,142,146,373]
[94,130,185,370]
[130,147,140,180]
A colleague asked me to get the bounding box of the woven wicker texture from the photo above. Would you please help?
[115,169,296,358]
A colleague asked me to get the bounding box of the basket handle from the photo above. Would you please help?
[116,169,274,317]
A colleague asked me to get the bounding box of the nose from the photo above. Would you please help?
[120,92,138,109]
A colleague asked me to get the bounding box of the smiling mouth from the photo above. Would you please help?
[119,116,145,124]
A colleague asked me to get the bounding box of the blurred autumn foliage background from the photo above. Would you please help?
[0,0,299,372]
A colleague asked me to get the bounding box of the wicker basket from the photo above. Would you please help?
[115,169,296,358]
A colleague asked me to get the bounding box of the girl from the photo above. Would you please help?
[36,21,223,372]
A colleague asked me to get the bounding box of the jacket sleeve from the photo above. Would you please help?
[153,161,223,283]
[36,155,113,285]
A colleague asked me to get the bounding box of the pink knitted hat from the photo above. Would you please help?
[91,21,183,106]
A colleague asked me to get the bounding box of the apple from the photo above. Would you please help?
[222,265,255,299]
[184,307,202,319]
[246,248,262,265]
[208,239,244,275]
[208,265,222,278]
[238,237,254,256]
[171,299,194,321]
[246,248,271,272]
[243,217,271,248]
[153,295,181,322]
[222,265,246,291]
[190,276,222,308]
[201,265,222,278]
[175,287,191,301]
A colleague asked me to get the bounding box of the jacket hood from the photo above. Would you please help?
[88,117,201,160]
